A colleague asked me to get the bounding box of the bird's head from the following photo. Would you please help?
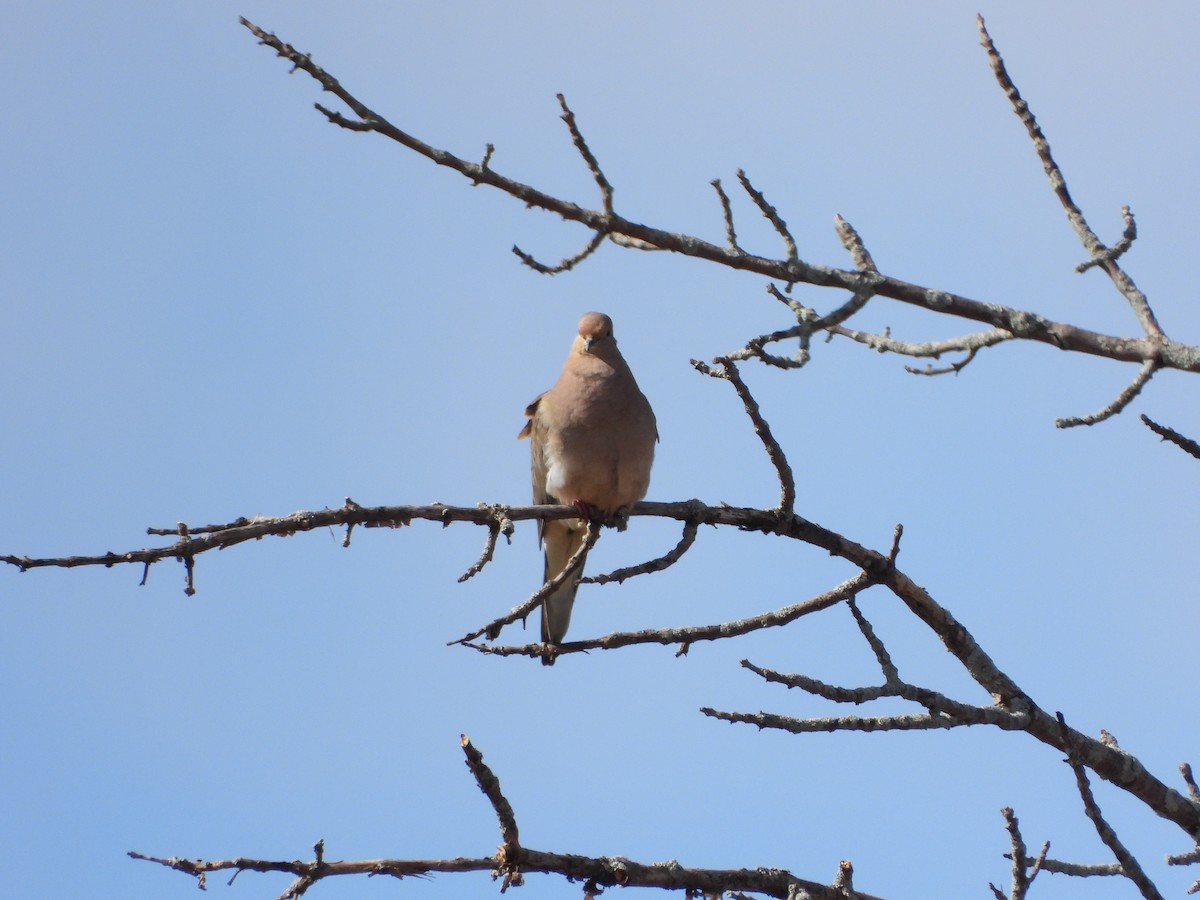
[576,311,615,353]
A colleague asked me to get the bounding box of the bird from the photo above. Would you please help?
[519,311,657,662]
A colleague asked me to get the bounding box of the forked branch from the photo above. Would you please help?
[237,16,1199,407]
[131,736,885,900]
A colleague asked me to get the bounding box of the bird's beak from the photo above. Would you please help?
[583,337,595,352]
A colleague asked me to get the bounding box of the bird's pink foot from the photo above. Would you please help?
[571,499,598,520]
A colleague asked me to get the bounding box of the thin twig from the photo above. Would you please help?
[978,15,1164,340]
[513,230,607,275]
[828,324,1014,363]
[452,520,599,645]
[905,347,979,376]
[463,572,873,661]
[711,178,742,253]
[692,358,796,514]
[833,214,877,273]
[1077,206,1137,273]
[459,507,515,582]
[846,598,899,685]
[460,736,521,864]
[736,169,799,266]
[1056,712,1165,900]
[557,93,613,215]
[1165,845,1200,866]
[1028,840,1050,887]
[582,519,700,585]
[1055,357,1160,429]
[1141,415,1200,461]
[738,659,1023,728]
[887,524,903,564]
[1001,807,1031,900]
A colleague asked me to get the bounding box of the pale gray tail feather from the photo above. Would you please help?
[540,519,587,656]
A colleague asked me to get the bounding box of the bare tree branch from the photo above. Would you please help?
[7,350,1198,845]
[692,357,796,514]
[236,18,1200,392]
[131,737,886,900]
[833,214,878,275]
[1008,856,1121,878]
[1076,206,1137,274]
[830,324,1014,367]
[736,169,799,267]
[1142,414,1200,460]
[458,508,515,583]
[997,808,1032,900]
[1055,357,1160,429]
[581,517,700,585]
[711,178,742,253]
[463,572,874,661]
[451,520,600,648]
[977,16,1163,341]
[460,735,521,886]
[6,20,1195,899]
[1056,712,1165,899]
[1182,763,1200,805]
[1166,845,1200,867]
[845,598,899,685]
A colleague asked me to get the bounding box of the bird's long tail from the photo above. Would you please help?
[540,517,588,659]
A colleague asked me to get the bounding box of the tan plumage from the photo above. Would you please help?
[519,312,657,657]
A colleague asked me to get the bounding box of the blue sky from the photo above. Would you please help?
[2,3,1198,898]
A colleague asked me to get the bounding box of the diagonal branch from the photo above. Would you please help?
[1009,856,1121,878]
[9,496,1199,840]
[1076,206,1137,274]
[513,229,607,275]
[1141,414,1200,460]
[977,15,1164,342]
[238,18,1200,381]
[556,93,613,214]
[846,598,899,685]
[452,520,600,645]
[458,507,515,582]
[581,517,700,585]
[737,659,1024,728]
[692,358,796,514]
[463,572,874,661]
[1057,712,1166,899]
[736,169,799,266]
[1055,357,1160,429]
[834,213,878,274]
[460,735,521,880]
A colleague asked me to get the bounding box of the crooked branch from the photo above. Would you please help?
[238,17,1199,387]
[131,736,885,900]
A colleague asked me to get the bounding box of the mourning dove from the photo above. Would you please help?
[519,312,657,658]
